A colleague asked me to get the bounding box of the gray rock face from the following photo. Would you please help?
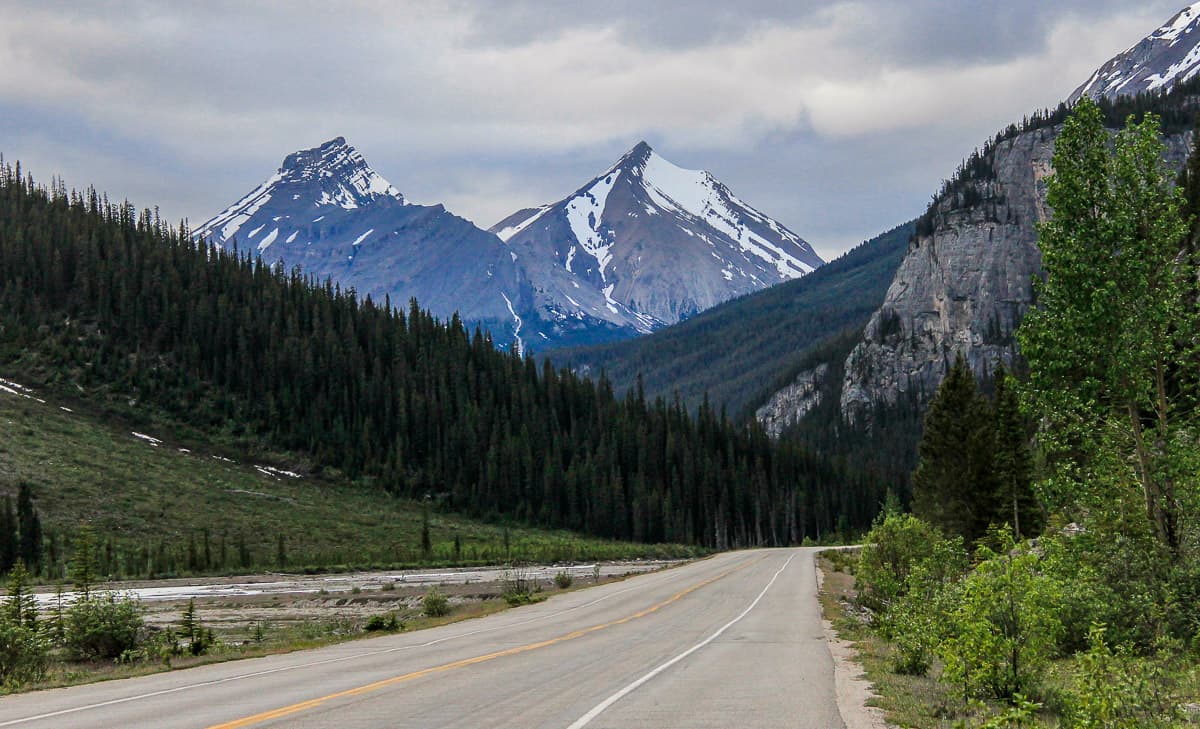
[491,142,824,337]
[1070,3,1200,103]
[195,138,528,346]
[756,363,829,438]
[838,126,1192,426]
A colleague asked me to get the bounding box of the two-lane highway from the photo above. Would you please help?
[0,549,847,728]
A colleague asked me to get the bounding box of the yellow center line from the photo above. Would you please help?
[207,556,760,729]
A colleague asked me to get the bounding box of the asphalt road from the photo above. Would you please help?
[0,548,846,729]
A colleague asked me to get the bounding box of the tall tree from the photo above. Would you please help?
[1018,99,1193,557]
[16,483,41,574]
[991,367,1040,539]
[912,355,996,542]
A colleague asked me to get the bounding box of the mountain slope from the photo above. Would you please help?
[548,221,911,418]
[195,137,528,345]
[1070,2,1200,102]
[492,142,824,346]
[838,81,1199,427]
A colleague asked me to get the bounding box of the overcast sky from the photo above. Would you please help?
[0,1,1186,258]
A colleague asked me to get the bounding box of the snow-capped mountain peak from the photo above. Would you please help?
[1070,3,1200,103]
[195,137,404,245]
[490,141,824,335]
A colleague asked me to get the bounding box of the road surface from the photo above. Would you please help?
[0,548,846,728]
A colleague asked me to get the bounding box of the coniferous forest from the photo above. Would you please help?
[0,163,885,552]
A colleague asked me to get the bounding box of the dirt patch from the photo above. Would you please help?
[816,554,891,729]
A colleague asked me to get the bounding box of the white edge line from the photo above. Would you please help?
[0,567,688,727]
[565,551,797,729]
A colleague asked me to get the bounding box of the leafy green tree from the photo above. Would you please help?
[1018,99,1194,558]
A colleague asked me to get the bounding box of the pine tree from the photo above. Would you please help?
[0,495,16,574]
[16,483,41,574]
[911,356,996,542]
[70,524,97,598]
[991,367,1041,539]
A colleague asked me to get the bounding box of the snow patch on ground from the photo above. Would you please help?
[256,465,303,480]
[132,432,163,447]
[352,229,375,246]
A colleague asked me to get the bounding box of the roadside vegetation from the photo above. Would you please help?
[820,99,1200,727]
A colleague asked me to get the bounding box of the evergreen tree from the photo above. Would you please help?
[16,483,42,574]
[0,495,16,574]
[70,524,97,599]
[911,356,996,542]
[991,367,1041,539]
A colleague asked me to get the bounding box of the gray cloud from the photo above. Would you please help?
[0,0,1186,256]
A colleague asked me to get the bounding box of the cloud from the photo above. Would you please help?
[0,0,1186,255]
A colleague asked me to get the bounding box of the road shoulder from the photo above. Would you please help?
[815,553,891,729]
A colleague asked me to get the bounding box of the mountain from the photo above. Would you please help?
[491,142,824,345]
[836,80,1198,428]
[1070,2,1200,103]
[195,137,528,345]
[548,221,911,419]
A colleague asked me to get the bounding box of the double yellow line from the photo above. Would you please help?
[209,557,756,728]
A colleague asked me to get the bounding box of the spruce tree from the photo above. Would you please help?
[991,367,1041,539]
[0,495,16,574]
[911,355,996,542]
[16,483,41,574]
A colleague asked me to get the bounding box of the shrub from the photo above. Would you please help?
[502,565,535,606]
[1062,624,1185,729]
[0,620,47,689]
[364,613,402,632]
[422,589,451,618]
[65,592,145,661]
[938,536,1063,701]
[857,513,944,613]
[553,570,574,589]
[883,537,967,675]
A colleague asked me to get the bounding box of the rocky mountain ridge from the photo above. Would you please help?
[1070,2,1200,103]
[492,141,823,336]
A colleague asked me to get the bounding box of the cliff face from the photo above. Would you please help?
[838,125,1191,426]
[756,363,829,438]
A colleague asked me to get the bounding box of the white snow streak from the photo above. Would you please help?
[500,292,524,356]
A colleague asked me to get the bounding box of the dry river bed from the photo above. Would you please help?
[28,561,679,640]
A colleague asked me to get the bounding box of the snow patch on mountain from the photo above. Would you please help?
[1071,2,1200,102]
[565,172,618,280]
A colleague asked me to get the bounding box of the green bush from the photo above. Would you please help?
[882,537,967,675]
[857,513,944,613]
[422,589,451,618]
[65,592,145,661]
[553,570,574,589]
[0,620,47,689]
[364,613,402,632]
[1062,624,1186,729]
[938,537,1063,701]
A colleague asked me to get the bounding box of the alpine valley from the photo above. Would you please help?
[197,139,823,354]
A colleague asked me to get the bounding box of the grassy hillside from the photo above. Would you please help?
[0,378,700,581]
[547,221,914,417]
